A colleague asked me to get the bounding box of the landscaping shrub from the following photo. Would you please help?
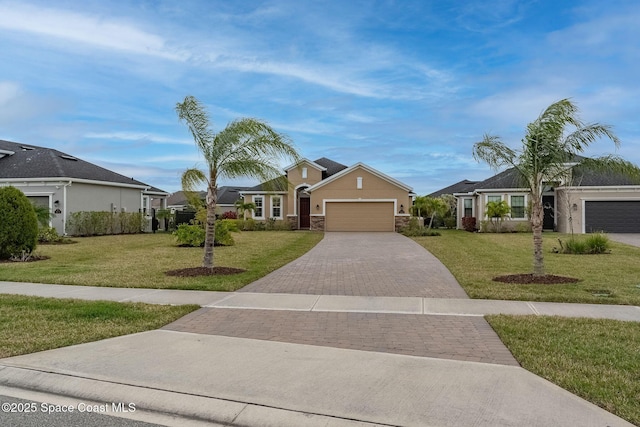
[38,227,61,243]
[585,232,611,254]
[443,216,457,229]
[555,233,610,255]
[0,187,39,259]
[462,216,476,232]
[67,211,145,236]
[174,224,205,247]
[220,211,238,219]
[514,222,532,233]
[401,217,441,237]
[221,218,239,232]
[174,220,235,247]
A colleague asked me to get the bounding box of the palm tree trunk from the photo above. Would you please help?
[531,197,544,276]
[202,181,217,269]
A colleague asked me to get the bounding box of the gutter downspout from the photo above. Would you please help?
[62,181,72,235]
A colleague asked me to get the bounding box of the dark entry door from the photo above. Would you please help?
[542,196,555,230]
[299,198,310,228]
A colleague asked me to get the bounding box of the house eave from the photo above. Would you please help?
[283,158,327,172]
[0,177,150,190]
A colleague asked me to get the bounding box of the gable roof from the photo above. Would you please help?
[307,162,413,193]
[0,139,165,192]
[284,158,327,172]
[429,179,479,197]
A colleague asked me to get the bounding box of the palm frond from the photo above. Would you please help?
[176,96,215,157]
[472,134,518,170]
[577,155,640,184]
[181,168,208,192]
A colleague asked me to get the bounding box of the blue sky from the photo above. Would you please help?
[1,0,639,195]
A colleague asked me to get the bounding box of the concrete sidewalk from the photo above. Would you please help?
[2,281,639,321]
[0,331,634,427]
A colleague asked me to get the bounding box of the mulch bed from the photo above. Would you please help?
[493,274,580,284]
[165,266,246,277]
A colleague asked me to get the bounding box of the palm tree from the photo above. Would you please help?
[176,95,300,268]
[234,200,256,219]
[473,98,640,276]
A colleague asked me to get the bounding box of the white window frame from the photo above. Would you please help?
[270,195,282,219]
[302,167,308,179]
[357,177,363,189]
[509,194,527,219]
[463,198,474,217]
[253,195,264,219]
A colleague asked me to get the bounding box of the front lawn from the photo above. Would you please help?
[0,294,198,358]
[412,230,640,305]
[0,231,324,291]
[487,315,640,426]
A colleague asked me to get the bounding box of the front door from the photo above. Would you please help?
[299,197,310,229]
[542,195,555,230]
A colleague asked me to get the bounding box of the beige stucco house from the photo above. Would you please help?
[433,162,640,233]
[241,157,414,232]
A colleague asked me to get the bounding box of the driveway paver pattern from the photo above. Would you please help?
[163,308,518,366]
[240,232,469,298]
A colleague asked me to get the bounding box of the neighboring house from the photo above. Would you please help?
[0,139,169,234]
[435,161,640,233]
[164,186,250,216]
[240,157,414,232]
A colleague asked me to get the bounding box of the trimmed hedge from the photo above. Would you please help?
[66,211,146,236]
[0,187,39,259]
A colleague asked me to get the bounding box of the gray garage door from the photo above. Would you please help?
[584,201,640,233]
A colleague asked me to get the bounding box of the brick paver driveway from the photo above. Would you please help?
[165,232,518,365]
[240,232,469,298]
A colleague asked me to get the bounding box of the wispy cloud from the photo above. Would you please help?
[84,132,192,145]
[0,2,188,60]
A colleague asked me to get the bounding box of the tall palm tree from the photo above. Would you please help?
[176,95,300,268]
[473,98,640,276]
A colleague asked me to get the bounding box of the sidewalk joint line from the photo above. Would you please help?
[526,302,540,315]
[118,289,163,303]
[309,295,322,312]
[206,292,237,307]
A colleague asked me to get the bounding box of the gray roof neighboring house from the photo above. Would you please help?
[166,186,250,208]
[429,179,480,197]
[0,139,165,192]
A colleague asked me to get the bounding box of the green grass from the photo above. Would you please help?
[412,230,640,304]
[0,294,198,358]
[487,315,640,426]
[0,231,324,291]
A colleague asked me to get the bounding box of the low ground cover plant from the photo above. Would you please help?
[554,232,611,254]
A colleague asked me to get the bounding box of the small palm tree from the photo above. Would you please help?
[176,95,300,269]
[474,98,640,276]
[234,200,256,219]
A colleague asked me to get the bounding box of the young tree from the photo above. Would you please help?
[234,200,256,219]
[473,99,640,276]
[176,95,300,268]
[424,196,449,230]
[485,200,511,233]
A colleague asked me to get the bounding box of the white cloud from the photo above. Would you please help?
[0,2,188,61]
[84,132,192,145]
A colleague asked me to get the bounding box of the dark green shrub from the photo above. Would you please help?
[0,187,39,259]
[443,216,457,229]
[221,219,239,232]
[38,227,61,243]
[174,224,205,247]
[214,220,235,246]
[401,218,441,237]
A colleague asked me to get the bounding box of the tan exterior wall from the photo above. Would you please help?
[243,193,288,220]
[286,162,323,216]
[310,168,411,216]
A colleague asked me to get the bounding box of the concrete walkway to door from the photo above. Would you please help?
[240,232,469,298]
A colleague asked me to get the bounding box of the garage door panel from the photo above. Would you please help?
[585,201,640,233]
[326,202,394,232]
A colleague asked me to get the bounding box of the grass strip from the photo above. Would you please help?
[0,294,198,358]
[412,230,640,304]
[487,315,640,426]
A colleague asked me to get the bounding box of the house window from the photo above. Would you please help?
[271,196,282,219]
[253,196,264,219]
[463,199,473,217]
[302,167,307,179]
[510,195,526,218]
[487,195,502,204]
[357,177,363,189]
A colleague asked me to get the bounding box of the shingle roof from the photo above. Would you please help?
[314,157,348,177]
[429,179,480,197]
[245,176,289,192]
[474,168,525,190]
[0,139,163,191]
[571,167,640,186]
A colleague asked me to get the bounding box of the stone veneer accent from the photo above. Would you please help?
[310,216,325,231]
[395,216,410,232]
[287,216,298,229]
